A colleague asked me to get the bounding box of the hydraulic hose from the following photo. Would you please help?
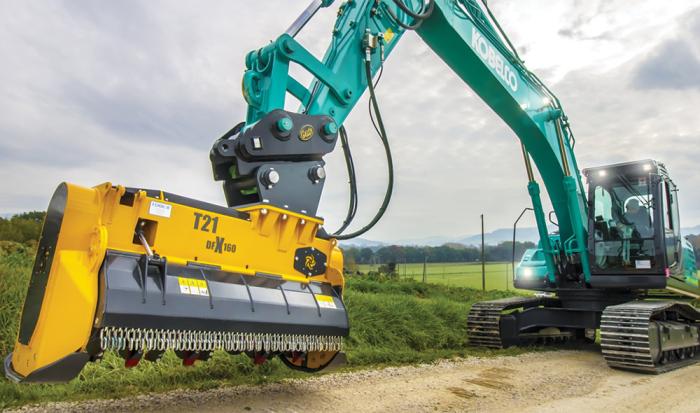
[332,126,358,236]
[334,61,394,240]
[386,0,434,30]
[392,0,434,20]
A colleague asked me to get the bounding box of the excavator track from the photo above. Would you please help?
[601,301,700,374]
[467,296,555,348]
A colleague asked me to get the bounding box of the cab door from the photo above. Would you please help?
[662,180,681,271]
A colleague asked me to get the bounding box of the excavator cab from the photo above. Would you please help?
[583,160,696,292]
[515,159,696,294]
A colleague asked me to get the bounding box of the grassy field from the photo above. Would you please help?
[358,262,526,291]
[0,244,531,409]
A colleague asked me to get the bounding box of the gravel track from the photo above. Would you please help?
[11,350,700,412]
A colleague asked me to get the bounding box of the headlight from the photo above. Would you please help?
[523,269,533,277]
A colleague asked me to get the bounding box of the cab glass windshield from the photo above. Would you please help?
[592,174,655,271]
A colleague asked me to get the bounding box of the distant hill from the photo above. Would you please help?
[457,227,544,247]
[684,225,700,236]
[373,227,549,247]
[337,238,388,250]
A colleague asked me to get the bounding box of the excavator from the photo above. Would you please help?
[5,0,699,383]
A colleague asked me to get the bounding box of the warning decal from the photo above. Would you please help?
[187,278,200,295]
[177,277,209,296]
[178,278,190,294]
[316,295,337,309]
[197,280,209,296]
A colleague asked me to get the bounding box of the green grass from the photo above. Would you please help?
[358,262,530,292]
[0,246,531,409]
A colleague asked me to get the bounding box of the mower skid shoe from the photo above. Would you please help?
[4,352,89,383]
[318,351,346,373]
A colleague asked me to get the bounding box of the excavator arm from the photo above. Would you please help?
[217,0,589,281]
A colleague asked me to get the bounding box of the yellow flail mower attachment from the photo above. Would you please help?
[5,182,348,383]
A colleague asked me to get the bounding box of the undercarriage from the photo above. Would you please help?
[468,294,700,374]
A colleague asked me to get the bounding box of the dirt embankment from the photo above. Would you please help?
[13,350,700,412]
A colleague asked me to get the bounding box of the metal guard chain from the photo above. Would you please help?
[99,327,343,353]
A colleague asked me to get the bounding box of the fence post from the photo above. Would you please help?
[481,214,485,291]
[422,250,427,283]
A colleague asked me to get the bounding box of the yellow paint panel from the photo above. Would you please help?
[14,250,97,377]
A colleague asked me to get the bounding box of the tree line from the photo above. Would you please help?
[0,212,46,244]
[340,241,537,265]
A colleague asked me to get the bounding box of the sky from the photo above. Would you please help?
[1,0,699,242]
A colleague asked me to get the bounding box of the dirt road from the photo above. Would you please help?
[16,350,700,412]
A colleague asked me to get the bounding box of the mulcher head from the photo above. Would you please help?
[5,182,349,383]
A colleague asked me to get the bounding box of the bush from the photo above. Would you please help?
[0,212,45,244]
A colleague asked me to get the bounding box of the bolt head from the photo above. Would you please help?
[278,118,293,132]
[283,39,295,53]
[324,123,338,135]
[268,170,280,184]
[309,166,326,182]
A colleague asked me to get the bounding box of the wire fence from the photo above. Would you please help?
[359,262,518,290]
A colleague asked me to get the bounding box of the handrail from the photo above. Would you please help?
[512,207,534,282]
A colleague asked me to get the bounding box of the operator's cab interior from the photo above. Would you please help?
[583,160,681,276]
